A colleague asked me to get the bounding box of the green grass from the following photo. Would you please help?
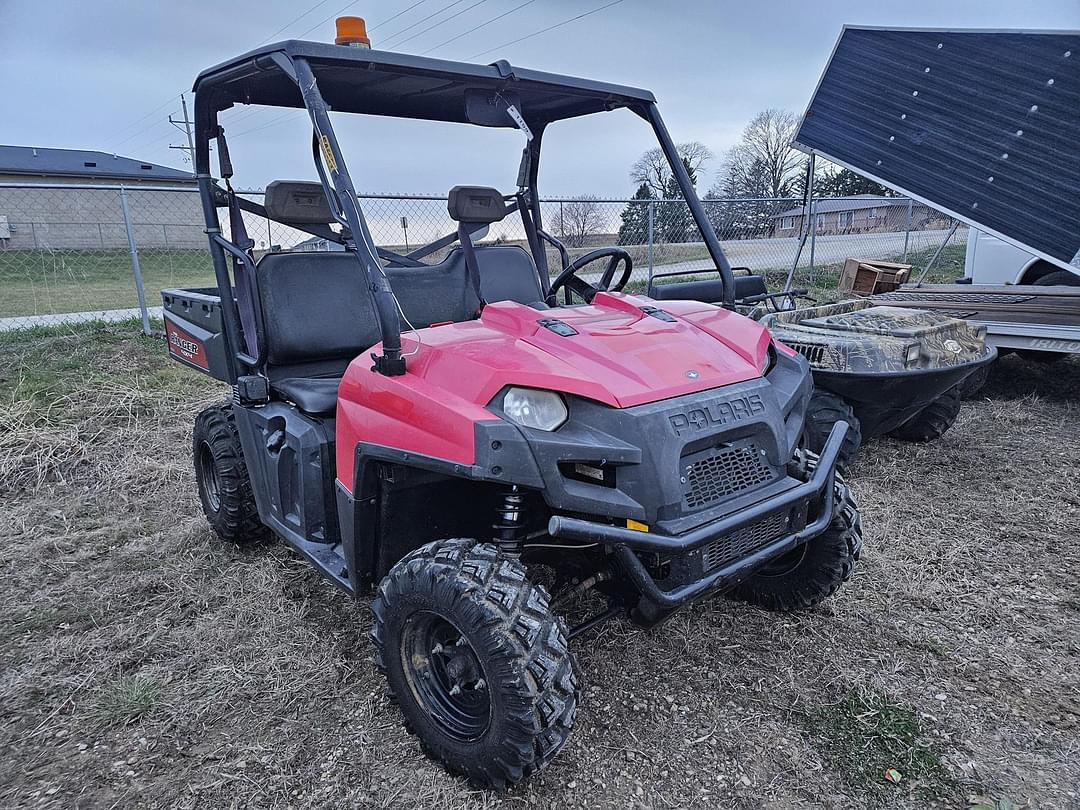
[0,319,208,405]
[0,240,967,319]
[802,242,967,303]
[803,691,950,795]
[92,675,161,727]
[0,249,214,317]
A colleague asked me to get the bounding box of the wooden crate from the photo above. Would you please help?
[838,259,912,296]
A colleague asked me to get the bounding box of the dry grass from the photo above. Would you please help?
[1,327,1078,809]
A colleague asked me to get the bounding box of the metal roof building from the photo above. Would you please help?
[0,145,195,184]
[0,146,202,251]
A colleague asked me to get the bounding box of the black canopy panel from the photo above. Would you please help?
[794,27,1080,270]
[193,40,655,129]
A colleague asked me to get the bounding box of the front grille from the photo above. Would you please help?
[786,341,827,366]
[684,444,775,510]
[702,510,789,572]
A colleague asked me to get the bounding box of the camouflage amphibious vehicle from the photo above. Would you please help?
[648,272,996,466]
[755,299,996,465]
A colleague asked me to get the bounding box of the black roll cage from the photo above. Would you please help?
[192,44,736,383]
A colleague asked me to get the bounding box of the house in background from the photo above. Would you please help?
[293,234,345,252]
[0,145,202,250]
[770,194,943,238]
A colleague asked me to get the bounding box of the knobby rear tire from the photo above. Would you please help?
[958,364,991,399]
[803,389,862,469]
[192,403,266,545]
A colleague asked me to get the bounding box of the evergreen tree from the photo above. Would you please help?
[817,167,892,197]
[616,183,654,246]
[658,157,699,243]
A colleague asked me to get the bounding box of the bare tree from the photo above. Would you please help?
[555,195,605,248]
[630,141,712,198]
[717,110,805,199]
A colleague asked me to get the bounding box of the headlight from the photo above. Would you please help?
[904,343,921,367]
[501,387,568,431]
[759,343,776,376]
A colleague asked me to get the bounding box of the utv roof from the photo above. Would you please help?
[193,40,656,127]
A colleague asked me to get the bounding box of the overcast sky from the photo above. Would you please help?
[1,0,1076,196]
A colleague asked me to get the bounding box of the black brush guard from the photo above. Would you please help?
[548,422,848,613]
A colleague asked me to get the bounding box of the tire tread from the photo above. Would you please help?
[193,403,265,544]
[371,540,577,788]
[887,387,961,442]
[732,466,862,612]
[804,390,862,469]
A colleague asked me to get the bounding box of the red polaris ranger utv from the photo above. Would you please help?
[165,30,860,787]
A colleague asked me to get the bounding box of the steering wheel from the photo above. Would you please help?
[547,248,633,305]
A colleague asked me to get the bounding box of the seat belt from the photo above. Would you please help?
[225,181,260,360]
[457,223,487,315]
[214,125,259,360]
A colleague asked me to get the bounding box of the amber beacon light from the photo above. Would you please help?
[335,16,371,48]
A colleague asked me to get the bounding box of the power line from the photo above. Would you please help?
[109,96,179,143]
[295,0,363,38]
[124,126,182,158]
[386,0,490,50]
[221,0,444,138]
[369,0,432,32]
[381,0,469,48]
[113,114,177,150]
[110,1,434,154]
[256,0,337,46]
[232,110,302,137]
[420,0,537,55]
[467,0,626,59]
[295,0,428,40]
[216,0,546,140]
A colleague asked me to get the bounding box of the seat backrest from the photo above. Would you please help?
[475,245,544,305]
[256,244,544,376]
[647,273,766,304]
[386,245,544,327]
[257,251,380,378]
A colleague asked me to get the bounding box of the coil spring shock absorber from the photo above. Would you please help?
[493,485,526,557]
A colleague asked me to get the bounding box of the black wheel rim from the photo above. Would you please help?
[401,611,491,742]
[198,440,222,513]
[756,544,808,578]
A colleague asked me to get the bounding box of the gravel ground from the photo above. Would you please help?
[1,326,1077,810]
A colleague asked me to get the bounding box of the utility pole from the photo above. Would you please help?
[168,93,196,166]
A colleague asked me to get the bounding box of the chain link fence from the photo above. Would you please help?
[0,182,968,332]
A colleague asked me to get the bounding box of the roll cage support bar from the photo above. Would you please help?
[193,54,736,383]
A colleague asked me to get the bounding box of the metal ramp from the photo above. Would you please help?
[793,27,1080,272]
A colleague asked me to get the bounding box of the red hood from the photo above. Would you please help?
[335,293,774,483]
[393,293,771,409]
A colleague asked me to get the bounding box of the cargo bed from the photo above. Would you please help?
[161,287,230,380]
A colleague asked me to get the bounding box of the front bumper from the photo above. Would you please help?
[548,421,848,616]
